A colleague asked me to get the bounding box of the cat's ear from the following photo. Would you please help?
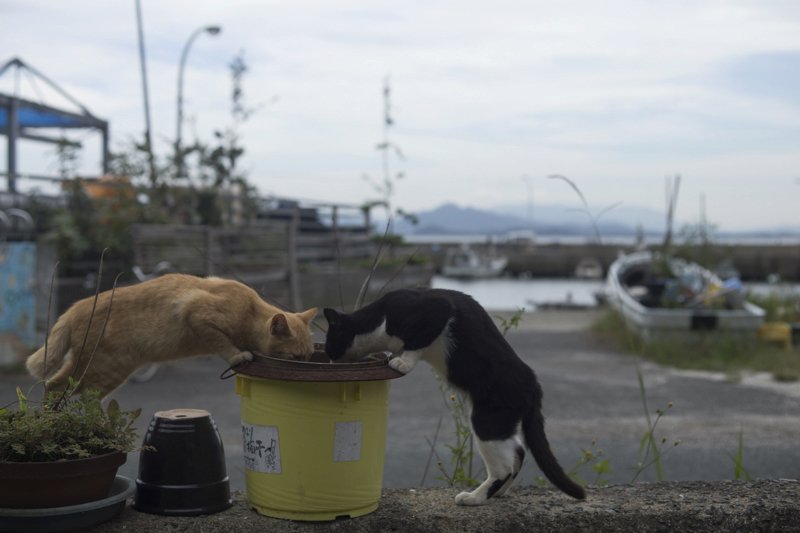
[270,313,290,336]
[323,308,340,326]
[299,307,318,324]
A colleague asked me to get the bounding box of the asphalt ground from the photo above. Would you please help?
[3,309,799,491]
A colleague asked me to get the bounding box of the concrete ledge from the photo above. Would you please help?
[88,480,799,532]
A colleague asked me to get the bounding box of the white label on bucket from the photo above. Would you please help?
[242,423,281,474]
[333,421,362,462]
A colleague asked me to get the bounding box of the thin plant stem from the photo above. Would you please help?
[729,425,750,481]
[548,174,620,245]
[631,358,665,482]
[420,415,443,486]
[72,248,109,377]
[41,261,59,398]
[75,272,123,389]
[376,246,421,299]
[54,249,109,409]
[332,213,345,312]
[354,220,391,310]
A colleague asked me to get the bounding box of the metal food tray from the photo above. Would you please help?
[236,345,404,382]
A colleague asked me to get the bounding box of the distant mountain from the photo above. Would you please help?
[491,203,669,233]
[393,202,669,236]
[394,203,530,235]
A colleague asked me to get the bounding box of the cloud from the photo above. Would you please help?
[1,1,799,231]
[722,51,800,105]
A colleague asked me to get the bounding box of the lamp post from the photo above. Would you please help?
[175,25,221,178]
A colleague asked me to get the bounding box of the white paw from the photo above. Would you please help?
[228,351,253,366]
[455,491,486,506]
[388,356,413,374]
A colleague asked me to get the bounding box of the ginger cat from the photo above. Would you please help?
[26,273,317,397]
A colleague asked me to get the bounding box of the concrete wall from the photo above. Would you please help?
[419,242,800,281]
[90,480,799,532]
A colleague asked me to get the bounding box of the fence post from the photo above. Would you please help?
[363,206,371,233]
[287,207,302,310]
[205,226,214,276]
[332,205,341,257]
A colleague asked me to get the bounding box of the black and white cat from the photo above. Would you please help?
[323,287,586,506]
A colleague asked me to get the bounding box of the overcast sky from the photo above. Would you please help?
[2,1,799,231]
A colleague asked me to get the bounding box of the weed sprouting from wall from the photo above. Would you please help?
[551,174,683,485]
[728,426,751,481]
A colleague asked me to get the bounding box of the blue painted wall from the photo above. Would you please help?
[0,242,36,346]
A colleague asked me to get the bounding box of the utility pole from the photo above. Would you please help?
[134,0,158,186]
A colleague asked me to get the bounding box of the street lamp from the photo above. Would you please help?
[175,24,222,178]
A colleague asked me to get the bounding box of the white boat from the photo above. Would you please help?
[441,245,508,279]
[574,257,604,279]
[606,251,764,339]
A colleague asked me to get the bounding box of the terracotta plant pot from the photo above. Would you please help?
[0,451,126,509]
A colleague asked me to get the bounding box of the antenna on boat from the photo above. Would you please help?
[662,173,681,256]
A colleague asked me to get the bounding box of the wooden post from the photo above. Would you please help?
[363,206,371,233]
[205,226,214,275]
[287,207,302,311]
[332,205,341,256]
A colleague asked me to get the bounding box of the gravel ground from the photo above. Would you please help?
[88,480,800,532]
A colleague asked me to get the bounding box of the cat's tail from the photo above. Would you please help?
[25,319,74,387]
[522,408,586,500]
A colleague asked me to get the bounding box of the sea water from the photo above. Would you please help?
[431,276,604,311]
[431,276,800,311]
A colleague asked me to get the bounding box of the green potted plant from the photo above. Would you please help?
[1,255,140,511]
[0,254,145,533]
[0,382,141,509]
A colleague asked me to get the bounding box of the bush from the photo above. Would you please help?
[0,388,141,462]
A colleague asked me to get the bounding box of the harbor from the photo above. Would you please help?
[411,237,800,282]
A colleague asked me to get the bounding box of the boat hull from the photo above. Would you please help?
[606,251,765,340]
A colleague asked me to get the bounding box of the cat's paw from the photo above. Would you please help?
[455,490,487,506]
[388,356,413,374]
[227,351,253,366]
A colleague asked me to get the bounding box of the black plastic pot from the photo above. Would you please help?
[134,409,231,516]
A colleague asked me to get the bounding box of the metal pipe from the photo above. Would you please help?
[134,0,157,186]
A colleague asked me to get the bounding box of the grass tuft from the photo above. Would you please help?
[592,309,800,382]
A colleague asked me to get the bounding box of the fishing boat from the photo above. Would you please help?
[441,244,508,279]
[574,257,604,279]
[605,251,764,339]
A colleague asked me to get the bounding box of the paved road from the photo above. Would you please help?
[3,310,799,491]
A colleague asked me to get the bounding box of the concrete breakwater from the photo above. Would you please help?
[414,241,800,281]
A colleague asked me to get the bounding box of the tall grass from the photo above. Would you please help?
[593,309,800,382]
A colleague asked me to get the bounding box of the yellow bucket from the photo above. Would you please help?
[235,353,401,521]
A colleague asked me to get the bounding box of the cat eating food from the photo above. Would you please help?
[26,274,317,398]
[323,288,585,505]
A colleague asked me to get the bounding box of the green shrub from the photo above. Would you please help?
[0,388,141,462]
